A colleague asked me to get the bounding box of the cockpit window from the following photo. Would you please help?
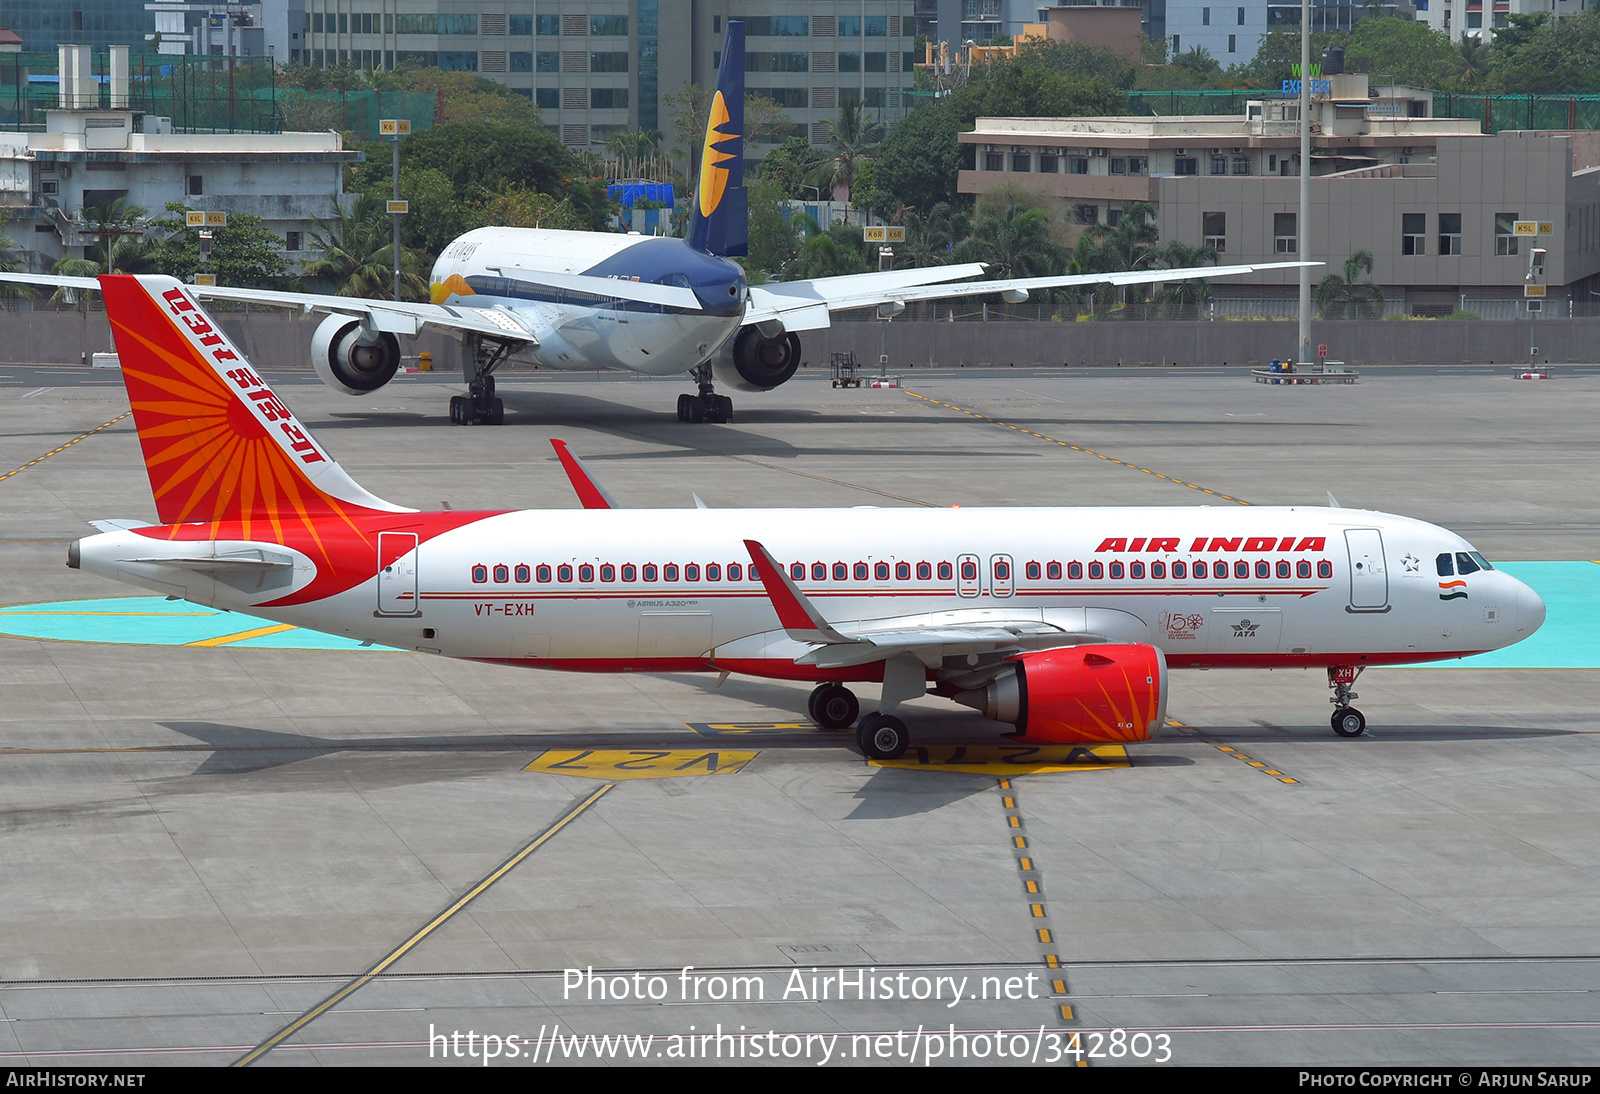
[1436,553,1454,577]
[1469,551,1495,571]
[1455,552,1481,576]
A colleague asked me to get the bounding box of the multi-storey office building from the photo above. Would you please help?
[958,74,1600,307]
[298,2,918,159]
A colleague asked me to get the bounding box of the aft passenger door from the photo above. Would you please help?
[377,532,419,616]
[1344,528,1390,612]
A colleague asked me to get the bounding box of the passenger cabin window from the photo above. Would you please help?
[1172,561,1186,578]
[622,564,637,581]
[1276,561,1290,578]
[896,562,910,580]
[961,560,978,580]
[1047,562,1061,580]
[918,562,933,580]
[728,563,742,581]
[875,562,890,580]
[833,562,848,581]
[1129,561,1144,579]
[1256,561,1270,579]
[1067,561,1082,580]
[1297,561,1311,578]
[685,563,700,581]
[1235,560,1250,579]
[558,564,573,582]
[1437,553,1454,577]
[706,563,720,581]
[472,564,488,583]
[600,564,615,582]
[812,563,827,581]
[1193,561,1207,578]
[643,564,658,581]
[1317,560,1333,578]
[1109,561,1124,579]
[515,564,530,583]
[792,563,805,580]
[1026,561,1041,580]
[537,564,552,582]
[994,560,1010,580]
[579,564,594,582]
[854,562,869,580]
[664,564,679,581]
[1151,561,1166,578]
[493,565,509,582]
[1088,562,1104,579]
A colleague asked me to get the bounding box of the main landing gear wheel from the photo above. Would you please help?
[451,337,516,425]
[1331,707,1367,737]
[807,683,859,730]
[677,363,733,423]
[857,713,909,760]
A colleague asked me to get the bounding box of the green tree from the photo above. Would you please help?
[757,136,828,199]
[742,174,802,283]
[1449,33,1491,90]
[1173,46,1222,76]
[804,100,885,206]
[1144,240,1219,319]
[475,186,592,232]
[865,103,969,216]
[968,197,1063,280]
[899,202,971,268]
[79,198,150,275]
[360,166,477,259]
[145,203,291,289]
[0,215,34,306]
[301,196,427,300]
[1315,250,1385,319]
[1341,17,1456,88]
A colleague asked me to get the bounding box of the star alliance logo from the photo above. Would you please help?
[1231,619,1260,638]
[1402,553,1421,573]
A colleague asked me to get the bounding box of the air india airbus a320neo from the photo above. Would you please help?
[70,275,1544,758]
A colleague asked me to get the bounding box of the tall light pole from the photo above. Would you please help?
[1298,0,1311,365]
[380,118,411,302]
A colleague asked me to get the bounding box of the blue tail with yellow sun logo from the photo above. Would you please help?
[686,21,747,258]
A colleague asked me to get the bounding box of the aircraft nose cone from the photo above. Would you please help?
[1518,580,1546,637]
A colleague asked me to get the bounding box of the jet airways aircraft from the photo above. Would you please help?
[7,22,1313,426]
[69,274,1544,759]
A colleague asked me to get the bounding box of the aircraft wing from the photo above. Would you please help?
[0,270,703,344]
[741,539,1101,670]
[746,260,1321,333]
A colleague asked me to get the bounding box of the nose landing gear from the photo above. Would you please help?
[1328,665,1366,736]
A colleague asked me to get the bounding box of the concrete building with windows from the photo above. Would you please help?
[3,47,359,273]
[296,2,919,159]
[958,73,1600,307]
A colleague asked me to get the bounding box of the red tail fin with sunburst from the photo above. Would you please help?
[101,275,412,533]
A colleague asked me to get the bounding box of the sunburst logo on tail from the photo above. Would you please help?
[698,90,738,217]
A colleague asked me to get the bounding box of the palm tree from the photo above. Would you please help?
[605,125,663,178]
[1071,203,1159,316]
[1144,240,1219,320]
[1451,33,1490,90]
[803,100,885,207]
[80,197,149,275]
[1315,250,1386,319]
[303,196,428,300]
[900,203,970,269]
[0,215,35,308]
[969,202,1062,280]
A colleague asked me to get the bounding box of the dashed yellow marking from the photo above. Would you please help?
[1002,796,1016,808]
[1052,979,1068,995]
[1019,857,1034,871]
[1013,836,1028,849]
[1037,929,1053,944]
[185,623,296,647]
[1030,903,1046,918]
[525,749,757,780]
[907,392,1250,504]
[0,411,133,483]
[1044,955,1060,969]
[1025,879,1040,894]
[1060,1005,1075,1022]
[1175,722,1301,784]
[1008,816,1022,828]
[870,743,1130,775]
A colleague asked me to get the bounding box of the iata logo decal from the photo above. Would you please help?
[698,90,738,216]
[1230,618,1262,638]
[1438,580,1468,601]
[1162,611,1203,640]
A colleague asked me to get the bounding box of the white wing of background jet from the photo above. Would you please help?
[747,260,1322,333]
[0,270,706,344]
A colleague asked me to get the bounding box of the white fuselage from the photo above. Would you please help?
[80,506,1544,678]
[429,227,746,376]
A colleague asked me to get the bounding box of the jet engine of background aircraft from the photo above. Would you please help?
[311,314,403,396]
[711,326,803,393]
[941,644,1169,746]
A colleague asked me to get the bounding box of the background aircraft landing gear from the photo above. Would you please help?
[807,683,859,730]
[677,363,733,423]
[451,336,516,425]
[1328,666,1366,736]
[857,712,909,760]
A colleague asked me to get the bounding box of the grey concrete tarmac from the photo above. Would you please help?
[0,364,1596,1067]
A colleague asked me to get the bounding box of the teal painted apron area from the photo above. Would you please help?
[1423,561,1600,670]
[0,597,401,652]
